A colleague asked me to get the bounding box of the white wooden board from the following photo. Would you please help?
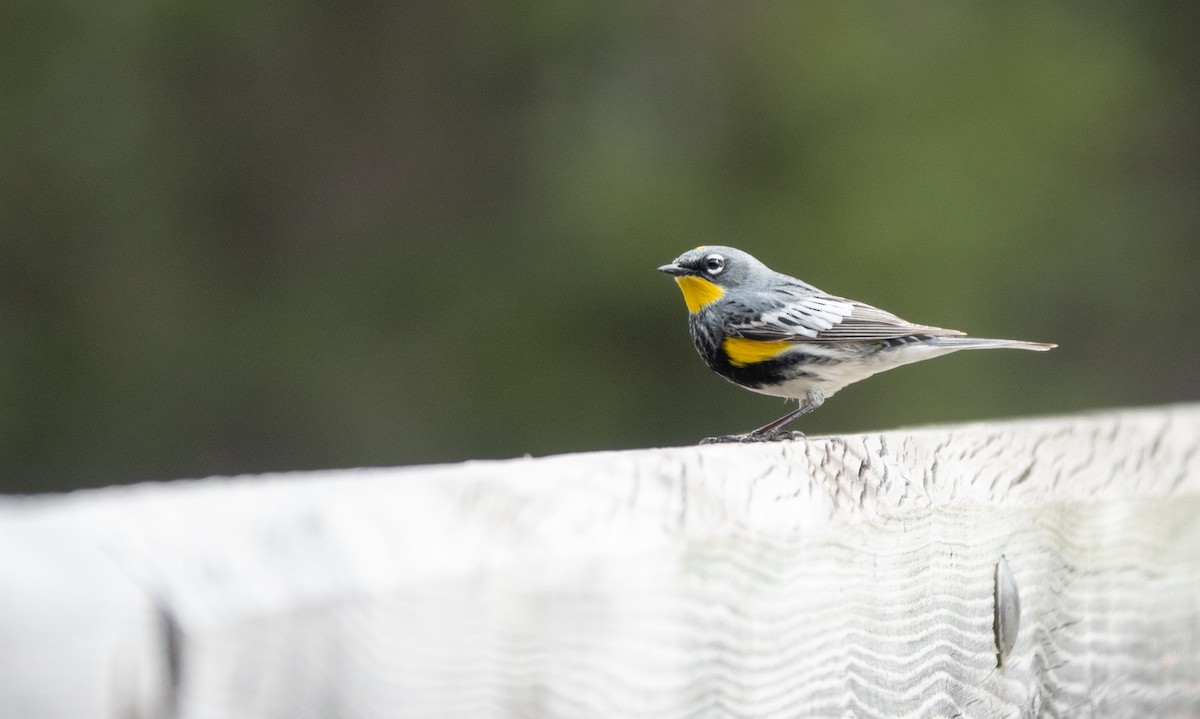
[2,404,1199,718]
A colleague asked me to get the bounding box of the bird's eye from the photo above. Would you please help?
[704,254,726,275]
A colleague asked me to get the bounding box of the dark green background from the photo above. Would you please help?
[4,4,1198,492]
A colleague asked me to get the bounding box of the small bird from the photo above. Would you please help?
[658,246,1056,443]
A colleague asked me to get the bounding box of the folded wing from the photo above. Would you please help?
[729,290,965,343]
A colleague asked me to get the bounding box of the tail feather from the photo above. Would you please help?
[926,336,1057,351]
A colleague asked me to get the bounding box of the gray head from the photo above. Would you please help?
[657,246,774,290]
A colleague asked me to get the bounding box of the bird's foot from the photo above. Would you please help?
[699,430,805,445]
[699,434,751,444]
[765,431,806,442]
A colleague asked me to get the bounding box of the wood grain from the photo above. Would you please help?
[2,404,1199,718]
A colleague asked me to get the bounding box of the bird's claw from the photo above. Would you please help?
[699,434,750,444]
[765,431,806,442]
[699,430,805,445]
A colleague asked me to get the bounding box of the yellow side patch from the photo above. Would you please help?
[674,276,725,313]
[722,337,793,367]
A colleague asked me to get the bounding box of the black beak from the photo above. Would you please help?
[657,263,687,276]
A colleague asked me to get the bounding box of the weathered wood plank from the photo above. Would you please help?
[2,405,1199,718]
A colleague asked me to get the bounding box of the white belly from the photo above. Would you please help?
[742,343,961,400]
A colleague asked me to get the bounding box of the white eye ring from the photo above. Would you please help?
[704,253,726,275]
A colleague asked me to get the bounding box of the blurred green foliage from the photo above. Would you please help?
[3,3,1198,492]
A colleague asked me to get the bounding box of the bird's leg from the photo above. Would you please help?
[700,390,825,444]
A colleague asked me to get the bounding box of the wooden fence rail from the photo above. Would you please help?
[2,405,1199,718]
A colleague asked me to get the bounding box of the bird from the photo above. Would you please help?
[658,246,1056,443]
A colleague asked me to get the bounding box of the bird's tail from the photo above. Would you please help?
[926,336,1057,351]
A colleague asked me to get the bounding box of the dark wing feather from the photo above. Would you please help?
[729,290,965,342]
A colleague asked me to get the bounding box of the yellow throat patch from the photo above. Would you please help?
[674,276,725,313]
[722,337,793,367]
